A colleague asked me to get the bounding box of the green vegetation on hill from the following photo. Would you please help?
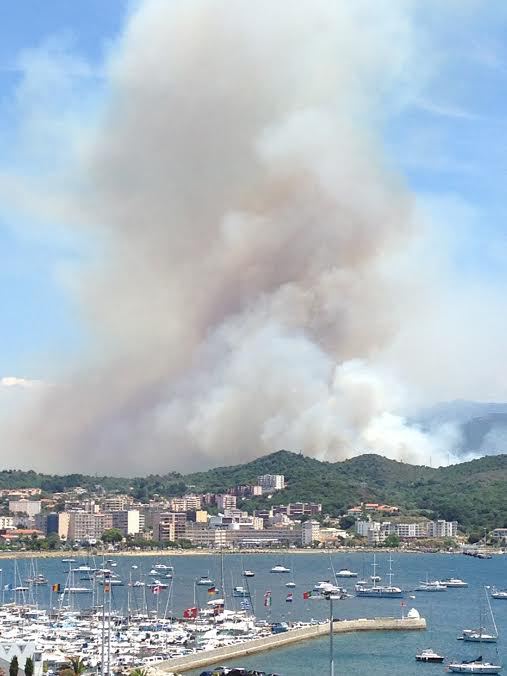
[1,450,506,530]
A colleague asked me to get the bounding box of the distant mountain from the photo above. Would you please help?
[416,400,507,456]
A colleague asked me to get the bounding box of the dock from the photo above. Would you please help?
[156,615,426,673]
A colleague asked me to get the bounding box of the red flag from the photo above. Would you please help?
[152,585,162,595]
[303,591,311,600]
[183,606,198,619]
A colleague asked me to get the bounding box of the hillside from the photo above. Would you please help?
[186,450,507,530]
[0,451,506,530]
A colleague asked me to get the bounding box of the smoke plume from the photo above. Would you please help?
[5,0,460,473]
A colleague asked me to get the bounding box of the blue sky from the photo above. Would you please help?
[0,1,506,385]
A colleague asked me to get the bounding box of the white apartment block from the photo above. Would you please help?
[0,516,14,530]
[9,499,41,517]
[302,519,320,546]
[257,474,285,492]
[394,522,428,538]
[427,519,458,538]
[111,509,140,536]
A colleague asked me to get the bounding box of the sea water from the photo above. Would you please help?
[3,551,506,675]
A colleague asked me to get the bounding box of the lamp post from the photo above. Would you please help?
[309,590,342,676]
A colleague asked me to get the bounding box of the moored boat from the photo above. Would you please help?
[416,648,444,663]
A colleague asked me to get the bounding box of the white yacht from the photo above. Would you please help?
[491,589,507,600]
[196,575,214,586]
[415,648,444,663]
[416,580,447,592]
[441,578,468,588]
[285,581,296,588]
[242,570,255,578]
[270,565,290,573]
[336,569,358,578]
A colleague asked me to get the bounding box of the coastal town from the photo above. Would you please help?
[0,472,502,554]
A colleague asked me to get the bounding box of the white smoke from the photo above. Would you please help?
[2,0,465,473]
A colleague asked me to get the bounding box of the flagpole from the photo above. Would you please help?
[329,596,334,676]
[101,578,105,676]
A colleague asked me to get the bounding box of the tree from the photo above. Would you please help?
[24,658,34,676]
[383,534,400,548]
[130,669,149,676]
[67,656,86,676]
[9,656,18,676]
[339,515,356,531]
[101,528,123,545]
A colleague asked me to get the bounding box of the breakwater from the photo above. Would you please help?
[157,616,426,673]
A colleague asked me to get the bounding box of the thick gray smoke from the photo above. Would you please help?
[5,0,461,473]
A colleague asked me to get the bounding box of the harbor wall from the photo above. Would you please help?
[157,616,426,673]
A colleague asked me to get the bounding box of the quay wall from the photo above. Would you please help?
[157,616,426,673]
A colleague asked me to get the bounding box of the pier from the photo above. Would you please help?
[156,615,426,673]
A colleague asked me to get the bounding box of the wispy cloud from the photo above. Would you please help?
[413,98,481,121]
[0,376,44,388]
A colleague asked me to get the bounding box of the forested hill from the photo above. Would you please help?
[1,451,506,529]
[186,451,507,529]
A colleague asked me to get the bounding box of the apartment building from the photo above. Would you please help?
[302,519,320,546]
[216,494,237,511]
[111,510,140,536]
[169,495,202,512]
[153,512,186,542]
[257,474,285,492]
[68,512,113,541]
[8,499,41,517]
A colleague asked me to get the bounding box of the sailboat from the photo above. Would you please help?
[355,554,403,598]
[460,589,499,643]
[448,588,502,674]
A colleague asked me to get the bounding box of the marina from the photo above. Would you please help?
[0,551,501,674]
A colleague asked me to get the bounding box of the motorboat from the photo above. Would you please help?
[415,648,444,663]
[63,587,92,594]
[270,565,290,573]
[416,581,447,592]
[491,589,507,600]
[196,576,214,586]
[441,578,468,588]
[154,563,173,571]
[242,570,255,578]
[336,569,358,578]
[285,581,296,588]
[232,586,250,598]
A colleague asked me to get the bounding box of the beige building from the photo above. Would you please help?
[169,495,202,512]
[216,494,237,511]
[9,499,41,517]
[68,512,113,541]
[302,520,320,546]
[153,512,186,542]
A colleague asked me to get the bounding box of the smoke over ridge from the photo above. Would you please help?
[5,0,462,473]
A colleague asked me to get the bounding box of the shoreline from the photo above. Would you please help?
[0,546,498,560]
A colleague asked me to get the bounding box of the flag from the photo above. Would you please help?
[51,583,60,593]
[286,593,293,602]
[263,590,272,607]
[303,591,311,600]
[207,586,217,595]
[183,606,198,619]
[152,585,162,595]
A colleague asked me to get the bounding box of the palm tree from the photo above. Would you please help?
[130,669,149,676]
[66,657,86,676]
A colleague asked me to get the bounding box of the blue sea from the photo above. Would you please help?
[4,551,507,675]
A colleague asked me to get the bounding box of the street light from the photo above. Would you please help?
[309,591,344,676]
